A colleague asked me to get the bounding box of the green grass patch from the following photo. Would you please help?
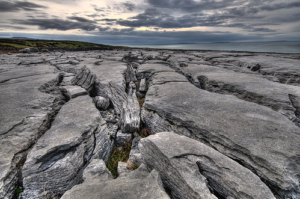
[0,43,29,48]
[0,38,130,50]
[107,140,132,177]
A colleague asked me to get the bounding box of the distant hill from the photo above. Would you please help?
[0,38,126,49]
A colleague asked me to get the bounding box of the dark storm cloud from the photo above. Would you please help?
[98,19,117,22]
[117,8,266,30]
[12,18,98,31]
[117,8,208,28]
[260,2,300,11]
[247,27,277,32]
[67,16,95,23]
[0,1,47,12]
[121,2,135,11]
[145,0,236,11]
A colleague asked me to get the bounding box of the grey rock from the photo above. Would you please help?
[179,62,188,67]
[132,62,140,69]
[117,162,133,176]
[95,81,127,115]
[212,55,300,85]
[69,60,79,65]
[18,59,44,65]
[0,60,59,199]
[170,63,300,126]
[61,164,170,199]
[94,96,110,110]
[91,119,115,163]
[140,132,275,199]
[123,53,139,62]
[41,49,49,52]
[136,91,146,98]
[19,48,30,53]
[82,159,113,182]
[116,130,132,147]
[30,48,39,52]
[144,80,300,198]
[139,132,217,199]
[94,59,103,65]
[124,64,137,84]
[141,107,172,134]
[71,66,96,90]
[139,78,147,92]
[121,82,140,133]
[127,136,144,168]
[21,95,101,199]
[61,85,87,99]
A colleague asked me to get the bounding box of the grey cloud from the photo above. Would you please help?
[261,2,300,11]
[117,8,279,33]
[67,16,95,23]
[121,1,135,11]
[145,0,242,12]
[0,1,47,12]
[98,19,117,22]
[247,27,277,32]
[12,18,98,31]
[86,14,101,18]
[117,8,234,28]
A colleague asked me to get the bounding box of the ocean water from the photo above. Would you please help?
[126,42,300,54]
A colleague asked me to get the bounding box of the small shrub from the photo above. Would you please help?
[15,188,23,197]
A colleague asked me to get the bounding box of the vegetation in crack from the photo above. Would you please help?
[137,123,152,138]
[106,139,134,177]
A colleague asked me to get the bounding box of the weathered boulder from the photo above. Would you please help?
[140,132,276,199]
[94,96,110,110]
[61,163,170,199]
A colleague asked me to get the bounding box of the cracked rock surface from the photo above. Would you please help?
[0,49,300,199]
[139,132,276,199]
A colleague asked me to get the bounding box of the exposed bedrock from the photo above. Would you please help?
[0,65,62,198]
[21,95,113,198]
[210,55,300,86]
[144,80,300,198]
[61,160,170,199]
[168,62,300,126]
[140,132,276,199]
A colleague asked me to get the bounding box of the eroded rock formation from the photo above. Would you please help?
[0,49,299,199]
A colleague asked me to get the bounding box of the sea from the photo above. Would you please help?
[126,41,300,54]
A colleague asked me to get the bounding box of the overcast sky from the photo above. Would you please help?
[0,0,299,44]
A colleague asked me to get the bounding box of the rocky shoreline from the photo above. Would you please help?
[0,48,299,199]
